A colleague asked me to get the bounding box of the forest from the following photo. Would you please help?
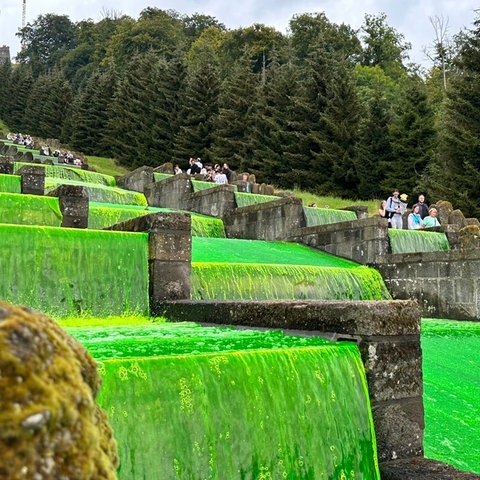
[0,8,479,216]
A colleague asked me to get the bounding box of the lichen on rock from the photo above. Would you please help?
[0,302,118,479]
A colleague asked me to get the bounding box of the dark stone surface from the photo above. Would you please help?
[224,196,306,241]
[145,173,193,210]
[116,165,154,193]
[0,157,14,174]
[47,184,89,228]
[189,184,237,218]
[380,458,480,479]
[17,164,45,195]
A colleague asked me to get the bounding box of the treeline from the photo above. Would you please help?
[0,8,480,216]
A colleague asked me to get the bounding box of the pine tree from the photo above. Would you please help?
[424,15,480,216]
[173,47,220,166]
[382,77,436,196]
[208,54,260,171]
[68,66,117,155]
[3,65,33,133]
[355,85,392,199]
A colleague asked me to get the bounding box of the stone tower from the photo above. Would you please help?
[0,46,11,65]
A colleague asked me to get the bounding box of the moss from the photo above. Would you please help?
[0,302,118,479]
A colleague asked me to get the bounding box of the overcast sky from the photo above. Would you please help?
[0,0,478,67]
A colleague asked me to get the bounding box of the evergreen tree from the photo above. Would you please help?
[68,66,118,155]
[3,65,33,133]
[209,55,260,170]
[173,46,219,166]
[104,51,183,168]
[355,84,393,199]
[424,15,480,216]
[23,69,72,140]
[382,77,436,196]
[0,59,12,121]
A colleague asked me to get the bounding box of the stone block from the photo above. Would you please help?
[17,164,45,195]
[149,232,191,261]
[372,397,424,462]
[359,339,423,402]
[149,261,191,304]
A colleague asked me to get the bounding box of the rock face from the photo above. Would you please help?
[0,302,118,479]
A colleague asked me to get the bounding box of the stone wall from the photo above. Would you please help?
[156,299,424,465]
[223,196,306,240]
[289,216,390,264]
[374,248,480,321]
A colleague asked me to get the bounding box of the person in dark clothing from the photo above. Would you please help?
[416,194,429,219]
[189,158,201,175]
[222,163,233,182]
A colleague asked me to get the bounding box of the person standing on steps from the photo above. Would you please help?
[386,189,404,229]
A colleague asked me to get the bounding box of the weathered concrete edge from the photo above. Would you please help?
[379,457,480,479]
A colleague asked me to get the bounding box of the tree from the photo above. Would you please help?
[209,55,260,170]
[22,69,73,140]
[360,13,410,80]
[382,77,436,196]
[173,46,220,166]
[16,14,78,76]
[423,14,480,216]
[68,66,118,155]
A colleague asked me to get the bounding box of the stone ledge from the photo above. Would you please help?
[379,458,480,479]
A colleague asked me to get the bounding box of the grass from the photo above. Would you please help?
[84,155,131,177]
[278,188,381,216]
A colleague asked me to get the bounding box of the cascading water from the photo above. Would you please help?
[303,206,357,227]
[0,192,62,226]
[0,224,149,318]
[389,229,450,254]
[192,237,391,301]
[63,322,380,480]
[44,178,148,206]
[422,319,480,474]
[0,173,21,193]
[88,203,226,237]
[13,162,116,186]
[235,192,280,207]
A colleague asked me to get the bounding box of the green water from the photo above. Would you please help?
[0,173,21,193]
[422,319,480,473]
[0,192,62,226]
[88,203,226,237]
[235,192,280,207]
[13,162,116,186]
[0,224,149,317]
[154,172,173,182]
[64,322,380,480]
[192,180,238,193]
[389,229,450,254]
[303,206,357,227]
[44,179,148,206]
[192,237,391,301]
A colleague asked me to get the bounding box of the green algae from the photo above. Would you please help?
[389,229,450,254]
[235,192,280,207]
[64,323,380,480]
[422,319,480,473]
[0,224,149,318]
[303,206,357,227]
[0,192,62,226]
[0,173,21,193]
[44,178,148,206]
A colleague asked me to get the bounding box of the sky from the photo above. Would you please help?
[0,0,478,68]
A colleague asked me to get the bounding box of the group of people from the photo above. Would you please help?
[379,190,441,230]
[7,132,33,147]
[175,158,235,186]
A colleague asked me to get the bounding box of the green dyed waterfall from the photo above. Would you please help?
[303,206,357,226]
[65,322,380,480]
[192,237,391,300]
[0,173,21,193]
[45,179,148,206]
[0,192,62,226]
[0,224,149,317]
[235,192,280,207]
[389,229,450,254]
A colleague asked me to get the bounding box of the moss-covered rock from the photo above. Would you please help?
[0,302,118,479]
